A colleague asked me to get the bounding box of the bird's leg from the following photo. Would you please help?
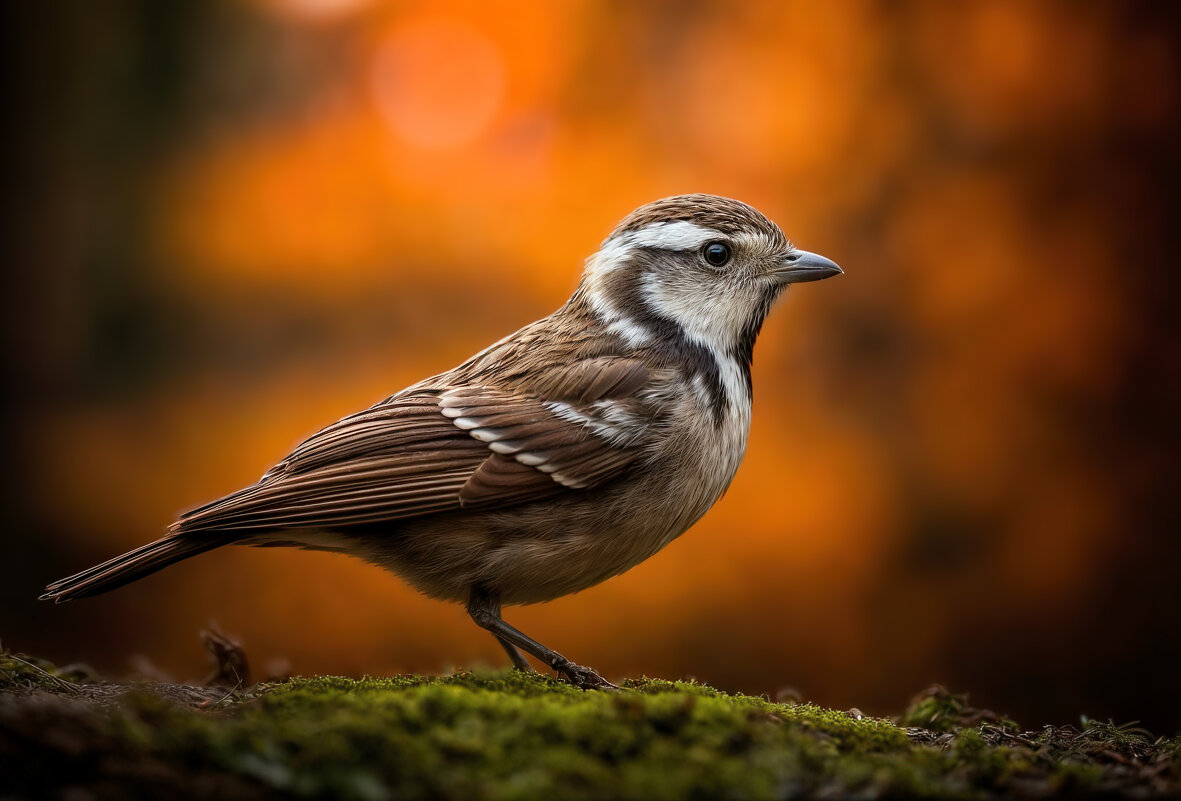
[467,588,617,690]
[495,636,536,672]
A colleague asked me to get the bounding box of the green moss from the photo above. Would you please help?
[1,653,1177,799]
[900,684,1020,732]
[239,671,908,799]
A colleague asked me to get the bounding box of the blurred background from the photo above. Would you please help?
[2,1,1179,731]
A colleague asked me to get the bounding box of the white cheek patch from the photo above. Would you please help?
[639,273,748,350]
[640,274,754,414]
[582,220,727,348]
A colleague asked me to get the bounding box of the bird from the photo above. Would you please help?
[41,194,842,690]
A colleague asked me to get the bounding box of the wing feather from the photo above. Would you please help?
[174,358,658,535]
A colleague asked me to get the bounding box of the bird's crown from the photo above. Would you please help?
[607,193,788,250]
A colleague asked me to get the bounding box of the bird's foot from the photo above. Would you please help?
[553,659,617,691]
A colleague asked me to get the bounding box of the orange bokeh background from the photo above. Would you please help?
[3,2,1179,729]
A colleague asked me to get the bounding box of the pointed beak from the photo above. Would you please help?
[772,249,843,284]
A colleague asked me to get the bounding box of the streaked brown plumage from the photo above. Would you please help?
[42,194,842,689]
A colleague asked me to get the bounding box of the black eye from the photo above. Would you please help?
[703,241,731,267]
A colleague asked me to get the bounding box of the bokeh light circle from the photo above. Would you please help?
[371,18,506,148]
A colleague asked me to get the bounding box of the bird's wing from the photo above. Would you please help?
[172,358,656,533]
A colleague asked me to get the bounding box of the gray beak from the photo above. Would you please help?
[774,249,843,284]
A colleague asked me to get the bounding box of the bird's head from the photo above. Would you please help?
[575,194,842,362]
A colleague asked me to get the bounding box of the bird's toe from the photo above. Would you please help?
[557,661,618,691]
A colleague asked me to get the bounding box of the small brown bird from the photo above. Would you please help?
[42,194,841,689]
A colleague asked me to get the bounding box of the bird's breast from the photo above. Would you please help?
[350,368,754,606]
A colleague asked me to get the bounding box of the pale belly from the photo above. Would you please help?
[349,401,751,605]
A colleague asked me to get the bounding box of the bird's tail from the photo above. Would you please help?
[40,535,230,603]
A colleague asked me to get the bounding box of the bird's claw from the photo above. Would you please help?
[555,660,618,691]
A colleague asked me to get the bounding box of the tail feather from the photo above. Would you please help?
[41,535,230,603]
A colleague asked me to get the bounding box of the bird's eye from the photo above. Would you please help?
[703,241,731,267]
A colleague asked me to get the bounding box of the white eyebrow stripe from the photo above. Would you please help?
[613,220,722,252]
[585,220,722,280]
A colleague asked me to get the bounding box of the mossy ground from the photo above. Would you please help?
[1,649,1178,800]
